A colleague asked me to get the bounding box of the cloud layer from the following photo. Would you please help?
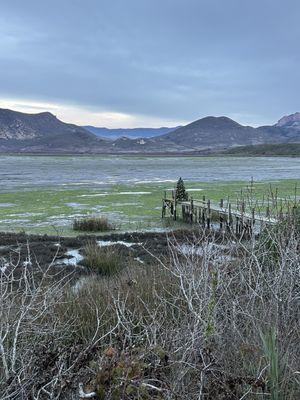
[0,0,299,127]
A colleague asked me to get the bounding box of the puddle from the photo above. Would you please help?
[117,192,152,195]
[134,257,144,264]
[0,265,8,273]
[177,244,208,256]
[8,212,44,217]
[143,227,173,233]
[58,249,84,266]
[0,257,9,273]
[177,243,235,264]
[79,193,109,197]
[0,219,31,224]
[97,240,141,248]
[0,203,15,208]
[112,202,140,207]
[65,202,89,208]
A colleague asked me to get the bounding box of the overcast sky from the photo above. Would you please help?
[0,0,299,128]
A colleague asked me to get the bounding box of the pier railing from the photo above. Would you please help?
[162,187,299,235]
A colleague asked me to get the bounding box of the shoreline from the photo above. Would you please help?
[0,152,299,158]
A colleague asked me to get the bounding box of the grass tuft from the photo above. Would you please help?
[84,241,123,276]
[73,216,115,232]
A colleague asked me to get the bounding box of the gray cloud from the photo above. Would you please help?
[0,0,299,126]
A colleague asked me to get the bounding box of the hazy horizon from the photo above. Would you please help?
[0,102,294,129]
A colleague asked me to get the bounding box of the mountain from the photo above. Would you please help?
[0,108,299,154]
[0,108,109,153]
[0,108,95,140]
[275,112,300,134]
[84,126,179,139]
[152,116,299,150]
[275,112,300,130]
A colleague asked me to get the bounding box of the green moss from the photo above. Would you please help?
[0,179,298,235]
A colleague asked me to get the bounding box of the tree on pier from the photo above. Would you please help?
[175,177,188,201]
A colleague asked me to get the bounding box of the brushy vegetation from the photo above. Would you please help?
[223,143,300,156]
[84,241,123,276]
[73,216,115,232]
[0,218,299,399]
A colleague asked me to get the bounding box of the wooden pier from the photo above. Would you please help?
[162,189,285,235]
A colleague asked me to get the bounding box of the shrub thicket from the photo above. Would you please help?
[1,219,299,399]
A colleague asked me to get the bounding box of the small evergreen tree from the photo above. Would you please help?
[175,177,188,201]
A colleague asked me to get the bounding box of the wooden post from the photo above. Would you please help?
[202,206,206,226]
[190,197,194,223]
[219,198,224,229]
[251,208,255,235]
[202,195,206,226]
[207,199,211,229]
[173,189,177,221]
[161,200,166,218]
[241,200,245,234]
[227,202,233,231]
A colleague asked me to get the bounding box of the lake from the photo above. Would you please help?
[0,155,299,234]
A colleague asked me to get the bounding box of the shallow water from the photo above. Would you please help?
[0,155,299,191]
[57,249,84,266]
[97,240,140,248]
[0,155,299,234]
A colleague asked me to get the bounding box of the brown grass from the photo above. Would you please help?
[1,220,299,399]
[73,216,115,232]
[84,241,123,276]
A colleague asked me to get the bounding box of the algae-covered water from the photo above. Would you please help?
[0,155,299,234]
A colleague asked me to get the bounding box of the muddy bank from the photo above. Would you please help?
[0,228,232,284]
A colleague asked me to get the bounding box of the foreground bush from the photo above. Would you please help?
[73,216,115,232]
[84,241,123,276]
[0,223,299,399]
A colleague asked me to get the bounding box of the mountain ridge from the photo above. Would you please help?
[0,108,299,154]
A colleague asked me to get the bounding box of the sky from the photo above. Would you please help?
[0,0,299,128]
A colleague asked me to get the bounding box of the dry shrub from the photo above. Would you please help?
[1,221,299,399]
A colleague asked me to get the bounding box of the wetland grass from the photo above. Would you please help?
[73,216,115,232]
[84,241,123,276]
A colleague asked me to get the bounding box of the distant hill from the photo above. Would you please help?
[152,116,300,150]
[84,126,179,139]
[0,108,109,153]
[0,108,299,154]
[0,108,95,140]
[276,112,300,128]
